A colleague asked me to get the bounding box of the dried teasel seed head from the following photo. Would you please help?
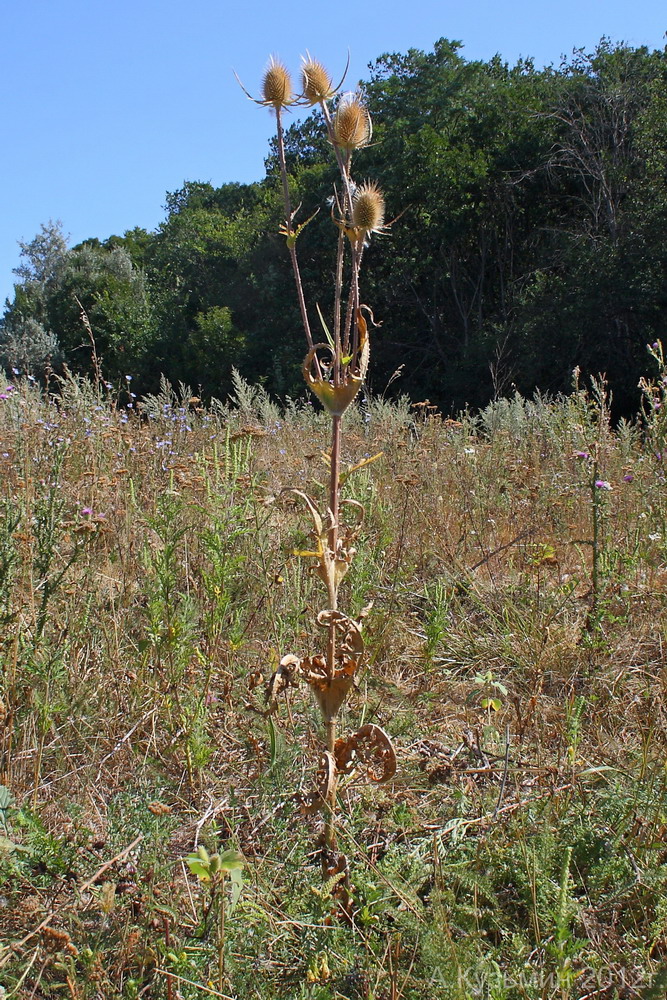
[301,54,335,104]
[352,181,385,234]
[262,57,293,108]
[333,94,372,151]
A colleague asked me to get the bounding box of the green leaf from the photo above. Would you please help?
[0,835,30,855]
[217,849,245,872]
[0,786,12,812]
[184,855,212,882]
[229,867,244,910]
[481,697,502,711]
[0,784,13,830]
[315,303,335,349]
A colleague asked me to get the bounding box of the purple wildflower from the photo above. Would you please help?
[595,480,612,491]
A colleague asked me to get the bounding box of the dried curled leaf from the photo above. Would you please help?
[287,490,365,606]
[288,489,323,536]
[334,723,396,783]
[299,612,365,721]
[265,616,365,721]
[298,751,336,816]
[301,653,356,722]
[316,610,364,658]
[265,654,301,713]
[264,613,366,721]
[317,751,337,802]
[338,498,365,543]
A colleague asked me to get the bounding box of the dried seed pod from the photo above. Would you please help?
[262,57,293,108]
[352,181,385,236]
[333,94,372,151]
[301,55,335,104]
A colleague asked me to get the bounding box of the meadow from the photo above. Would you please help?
[1,361,667,999]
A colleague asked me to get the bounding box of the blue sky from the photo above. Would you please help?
[2,0,665,308]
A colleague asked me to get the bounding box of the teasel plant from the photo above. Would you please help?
[239,55,397,894]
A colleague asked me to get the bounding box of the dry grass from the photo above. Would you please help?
[2,371,667,998]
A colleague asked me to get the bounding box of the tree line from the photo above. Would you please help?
[2,37,666,414]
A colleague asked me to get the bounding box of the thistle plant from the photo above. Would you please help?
[241,55,396,883]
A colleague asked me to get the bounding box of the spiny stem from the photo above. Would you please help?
[324,414,342,852]
[350,246,362,361]
[333,225,345,382]
[326,414,342,682]
[328,414,342,581]
[321,100,356,370]
[274,107,316,352]
[274,107,293,231]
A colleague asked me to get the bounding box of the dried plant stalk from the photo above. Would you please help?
[244,52,395,877]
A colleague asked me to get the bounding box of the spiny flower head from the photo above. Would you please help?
[301,54,335,104]
[333,93,372,151]
[262,56,294,108]
[352,181,385,235]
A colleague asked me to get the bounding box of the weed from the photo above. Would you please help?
[242,53,397,895]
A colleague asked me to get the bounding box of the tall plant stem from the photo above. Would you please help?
[328,414,342,605]
[320,102,356,363]
[333,226,345,374]
[274,107,315,352]
[325,415,342,687]
[348,247,362,360]
[323,412,342,854]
